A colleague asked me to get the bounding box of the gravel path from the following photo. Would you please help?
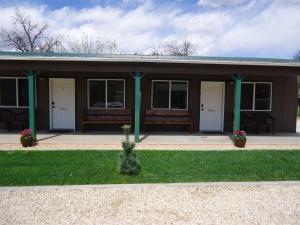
[1,182,299,225]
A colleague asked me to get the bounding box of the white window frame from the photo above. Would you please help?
[87,79,126,109]
[241,81,272,111]
[0,77,36,108]
[151,80,189,110]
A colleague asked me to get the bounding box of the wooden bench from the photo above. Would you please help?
[144,109,193,133]
[0,109,28,132]
[80,109,132,133]
[241,112,275,134]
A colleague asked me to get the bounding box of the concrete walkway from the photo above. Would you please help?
[1,131,300,150]
[1,182,299,225]
[0,132,299,144]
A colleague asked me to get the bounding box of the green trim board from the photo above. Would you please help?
[26,70,37,138]
[134,72,141,143]
[232,74,245,131]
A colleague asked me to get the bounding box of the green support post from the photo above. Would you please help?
[27,71,37,139]
[134,72,141,143]
[233,74,244,131]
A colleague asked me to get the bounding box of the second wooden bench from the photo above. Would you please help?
[143,109,193,133]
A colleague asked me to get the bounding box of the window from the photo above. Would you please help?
[152,82,169,108]
[152,80,188,109]
[241,82,272,111]
[89,80,106,108]
[171,82,188,109]
[241,83,254,110]
[107,80,125,108]
[0,78,29,107]
[18,78,29,107]
[88,79,125,108]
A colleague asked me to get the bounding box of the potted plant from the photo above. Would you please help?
[232,130,247,148]
[20,129,35,147]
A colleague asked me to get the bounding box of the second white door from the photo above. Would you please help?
[50,78,75,130]
[199,81,225,132]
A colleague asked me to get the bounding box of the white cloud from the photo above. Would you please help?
[0,0,300,58]
[210,0,300,57]
[197,0,251,8]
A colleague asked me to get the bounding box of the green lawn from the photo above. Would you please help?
[0,150,300,186]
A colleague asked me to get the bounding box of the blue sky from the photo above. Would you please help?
[1,0,200,10]
[0,0,300,58]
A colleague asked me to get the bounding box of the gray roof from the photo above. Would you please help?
[0,51,300,67]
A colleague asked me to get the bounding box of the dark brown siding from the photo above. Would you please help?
[139,74,298,132]
[238,76,298,132]
[0,71,298,133]
[140,74,234,132]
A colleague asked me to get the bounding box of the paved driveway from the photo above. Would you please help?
[0,182,299,225]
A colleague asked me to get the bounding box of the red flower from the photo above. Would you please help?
[21,129,32,137]
[233,130,246,136]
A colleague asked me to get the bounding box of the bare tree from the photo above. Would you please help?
[0,8,61,52]
[165,39,194,56]
[66,33,119,54]
[149,47,160,56]
[149,39,194,56]
[294,50,300,60]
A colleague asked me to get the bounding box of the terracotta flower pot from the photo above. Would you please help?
[20,136,34,148]
[233,138,246,148]
[28,136,35,147]
[20,137,29,147]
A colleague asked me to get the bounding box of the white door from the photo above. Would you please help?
[200,81,225,132]
[50,78,75,130]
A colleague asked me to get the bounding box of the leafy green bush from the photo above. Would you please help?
[118,125,141,175]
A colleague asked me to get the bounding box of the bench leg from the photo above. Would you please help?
[130,124,133,133]
[271,123,275,135]
[81,123,85,133]
[189,123,193,133]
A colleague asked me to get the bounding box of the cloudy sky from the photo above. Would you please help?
[0,0,300,58]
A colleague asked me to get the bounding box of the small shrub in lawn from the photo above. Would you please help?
[118,125,141,175]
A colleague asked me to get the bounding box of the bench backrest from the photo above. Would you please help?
[145,109,191,117]
[86,108,131,116]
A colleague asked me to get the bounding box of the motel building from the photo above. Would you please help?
[0,51,299,143]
